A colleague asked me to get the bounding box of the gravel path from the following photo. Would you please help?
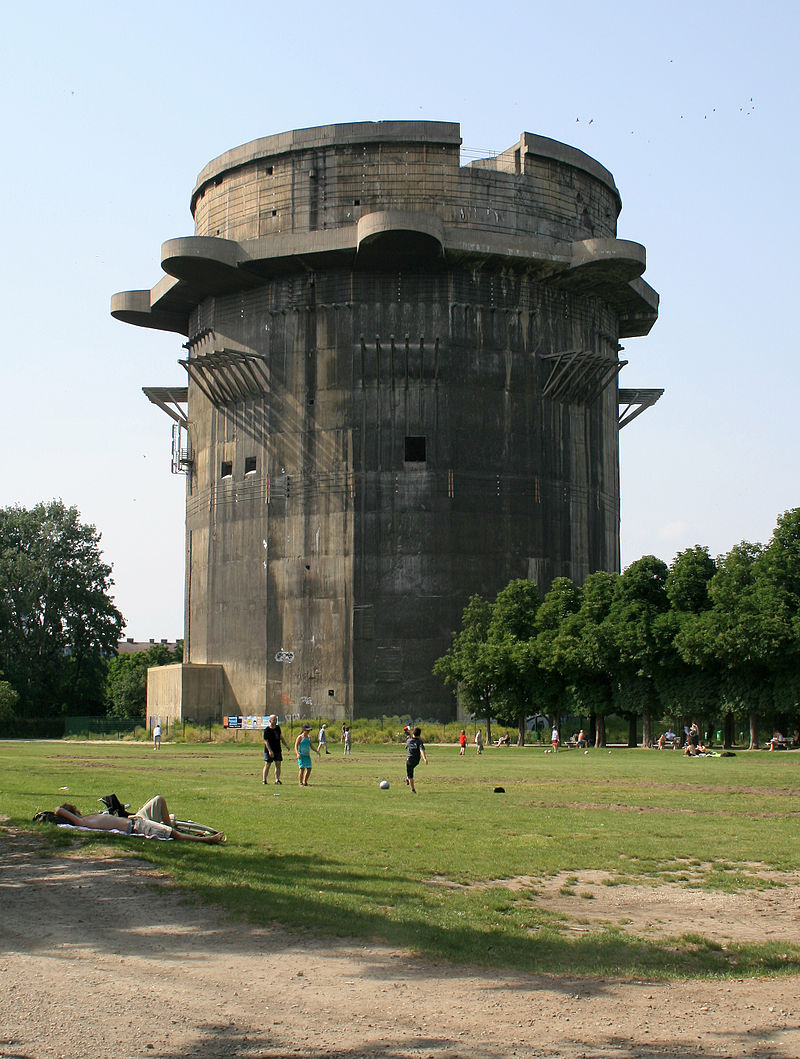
[1,838,799,1058]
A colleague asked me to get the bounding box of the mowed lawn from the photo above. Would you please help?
[2,738,799,979]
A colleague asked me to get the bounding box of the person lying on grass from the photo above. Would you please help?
[52,795,225,843]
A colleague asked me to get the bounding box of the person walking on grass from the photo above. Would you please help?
[404,726,427,793]
[459,730,466,756]
[319,723,330,754]
[263,714,289,785]
[153,723,161,750]
[295,723,321,786]
[343,725,352,756]
[475,728,483,755]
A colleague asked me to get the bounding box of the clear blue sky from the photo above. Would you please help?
[1,1,797,638]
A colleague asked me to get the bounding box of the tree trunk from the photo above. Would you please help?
[588,711,596,746]
[594,714,606,748]
[723,712,734,749]
[748,711,758,751]
[517,716,525,747]
[642,711,653,748]
[627,713,637,748]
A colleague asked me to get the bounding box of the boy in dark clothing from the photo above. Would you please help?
[404,727,428,793]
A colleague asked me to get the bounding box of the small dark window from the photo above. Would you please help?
[220,461,232,478]
[271,209,277,216]
[266,166,274,175]
[353,199,360,206]
[244,456,257,474]
[404,436,427,463]
[328,689,335,697]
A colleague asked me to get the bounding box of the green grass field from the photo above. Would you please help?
[2,739,799,979]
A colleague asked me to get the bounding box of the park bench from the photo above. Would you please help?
[654,734,680,749]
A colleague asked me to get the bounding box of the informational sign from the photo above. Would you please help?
[275,649,295,663]
[224,715,270,730]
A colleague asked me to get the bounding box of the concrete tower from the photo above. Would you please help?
[112,121,660,723]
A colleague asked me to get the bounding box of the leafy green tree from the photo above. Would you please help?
[434,581,544,746]
[661,546,722,743]
[0,678,19,729]
[604,556,672,747]
[0,501,124,715]
[749,510,800,731]
[106,641,183,721]
[434,509,800,750]
[534,577,583,732]
[487,579,545,745]
[433,595,496,735]
[665,545,717,613]
[558,570,619,746]
[677,541,777,749]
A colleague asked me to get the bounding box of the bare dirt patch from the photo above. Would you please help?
[425,864,800,945]
[2,836,800,1058]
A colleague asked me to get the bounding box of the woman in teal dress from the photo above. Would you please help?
[294,723,320,786]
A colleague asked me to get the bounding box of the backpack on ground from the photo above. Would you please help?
[98,793,130,817]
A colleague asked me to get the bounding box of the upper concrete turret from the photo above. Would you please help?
[112,120,658,340]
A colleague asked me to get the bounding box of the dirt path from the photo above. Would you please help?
[1,837,798,1058]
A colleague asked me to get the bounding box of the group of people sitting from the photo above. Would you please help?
[682,723,710,756]
[768,730,799,751]
[655,725,800,753]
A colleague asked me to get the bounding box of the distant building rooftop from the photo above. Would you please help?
[117,638,178,655]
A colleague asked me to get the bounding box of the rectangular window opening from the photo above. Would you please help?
[244,456,257,474]
[404,436,427,463]
[220,460,233,478]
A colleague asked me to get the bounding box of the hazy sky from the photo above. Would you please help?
[1,1,797,639]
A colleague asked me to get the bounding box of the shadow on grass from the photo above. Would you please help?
[7,825,800,981]
[149,842,800,981]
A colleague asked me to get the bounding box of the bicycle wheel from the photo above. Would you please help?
[172,818,219,837]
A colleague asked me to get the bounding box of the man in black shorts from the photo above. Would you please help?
[263,715,290,784]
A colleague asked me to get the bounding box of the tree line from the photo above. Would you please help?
[3,500,799,743]
[434,509,800,749]
[0,500,180,733]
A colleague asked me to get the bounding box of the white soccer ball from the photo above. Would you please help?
[379,779,390,789]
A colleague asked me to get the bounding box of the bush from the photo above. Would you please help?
[0,680,19,733]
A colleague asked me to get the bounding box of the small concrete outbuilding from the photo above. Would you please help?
[112,121,661,725]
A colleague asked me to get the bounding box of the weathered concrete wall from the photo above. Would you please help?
[146,663,226,726]
[183,272,621,717]
[191,124,619,247]
[113,121,659,722]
